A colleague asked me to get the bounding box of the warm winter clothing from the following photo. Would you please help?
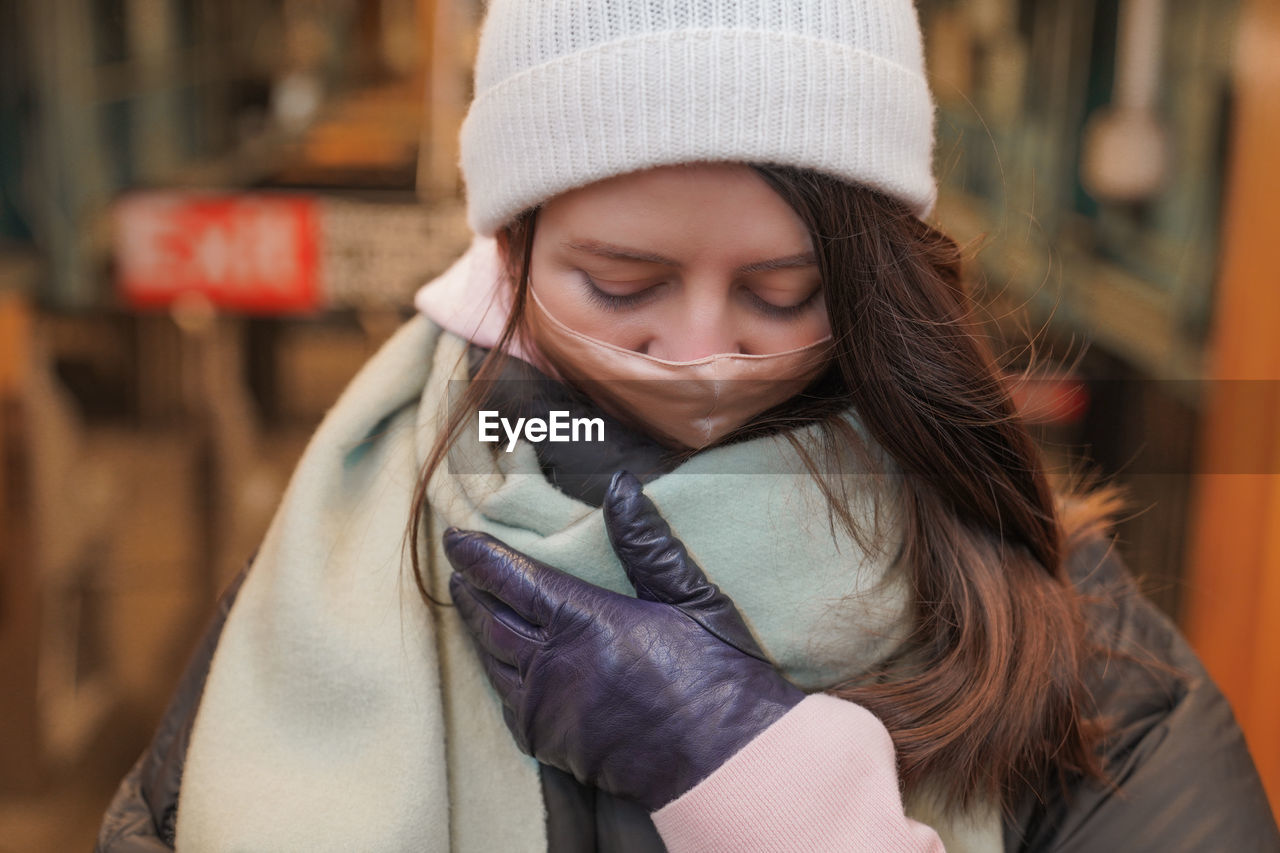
[458,0,939,236]
[94,213,1280,850]
[95,311,1280,851]
[154,310,1005,851]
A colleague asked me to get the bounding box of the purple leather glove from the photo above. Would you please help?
[443,470,806,811]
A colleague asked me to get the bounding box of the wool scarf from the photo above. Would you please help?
[175,308,1000,850]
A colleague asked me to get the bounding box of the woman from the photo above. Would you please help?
[98,1,1280,851]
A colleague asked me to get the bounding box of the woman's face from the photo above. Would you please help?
[516,162,831,360]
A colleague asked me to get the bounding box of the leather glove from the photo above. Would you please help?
[443,470,806,812]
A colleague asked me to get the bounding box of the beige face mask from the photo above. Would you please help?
[524,286,835,450]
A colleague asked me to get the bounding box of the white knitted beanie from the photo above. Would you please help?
[458,0,937,237]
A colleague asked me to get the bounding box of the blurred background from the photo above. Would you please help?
[1,0,1278,847]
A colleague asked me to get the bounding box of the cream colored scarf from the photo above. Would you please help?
[175,313,1000,851]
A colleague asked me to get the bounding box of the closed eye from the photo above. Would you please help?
[579,273,662,311]
[743,287,823,320]
[580,272,822,320]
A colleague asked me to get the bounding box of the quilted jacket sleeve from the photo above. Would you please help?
[1004,538,1280,852]
[94,563,250,852]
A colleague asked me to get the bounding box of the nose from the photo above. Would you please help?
[637,280,746,360]
[643,319,742,361]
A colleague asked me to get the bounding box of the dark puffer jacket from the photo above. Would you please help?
[96,347,1280,852]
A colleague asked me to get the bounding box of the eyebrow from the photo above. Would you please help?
[562,240,817,275]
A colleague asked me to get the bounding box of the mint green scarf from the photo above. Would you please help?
[177,314,998,852]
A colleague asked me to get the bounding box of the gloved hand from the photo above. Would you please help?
[443,470,806,811]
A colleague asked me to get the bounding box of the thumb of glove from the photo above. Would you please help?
[603,470,770,662]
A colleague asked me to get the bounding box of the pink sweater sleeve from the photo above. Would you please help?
[650,694,946,852]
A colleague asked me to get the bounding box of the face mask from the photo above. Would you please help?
[524,287,835,450]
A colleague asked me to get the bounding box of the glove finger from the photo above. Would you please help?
[449,572,537,671]
[443,528,599,627]
[502,705,531,756]
[453,594,524,706]
[477,648,522,710]
[603,470,771,662]
[602,470,703,605]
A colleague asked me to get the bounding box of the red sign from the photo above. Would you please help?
[115,193,320,313]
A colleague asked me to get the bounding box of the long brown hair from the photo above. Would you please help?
[406,163,1126,814]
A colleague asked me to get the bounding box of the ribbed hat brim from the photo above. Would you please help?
[460,29,937,236]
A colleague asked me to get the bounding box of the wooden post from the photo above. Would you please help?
[1183,0,1280,809]
[416,0,476,201]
